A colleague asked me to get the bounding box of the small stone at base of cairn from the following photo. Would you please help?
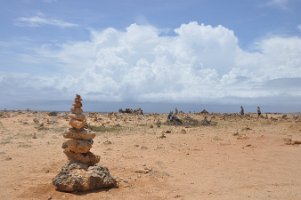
[53,162,117,192]
[53,94,117,192]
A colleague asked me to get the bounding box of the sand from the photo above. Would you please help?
[0,111,301,200]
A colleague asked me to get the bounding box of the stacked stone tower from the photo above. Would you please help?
[62,94,100,165]
[53,94,116,192]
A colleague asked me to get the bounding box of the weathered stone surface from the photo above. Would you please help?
[53,162,117,192]
[73,102,82,108]
[62,139,92,154]
[64,150,100,166]
[69,118,86,129]
[68,113,86,121]
[63,128,96,140]
[71,107,83,115]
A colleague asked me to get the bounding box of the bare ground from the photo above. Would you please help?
[0,111,301,200]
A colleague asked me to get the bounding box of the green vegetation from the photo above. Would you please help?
[90,125,124,133]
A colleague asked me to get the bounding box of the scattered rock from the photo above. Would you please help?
[33,118,39,124]
[48,111,58,116]
[242,126,252,131]
[237,134,249,140]
[200,117,217,126]
[283,138,292,145]
[118,108,143,115]
[167,111,183,125]
[155,120,161,127]
[103,140,112,145]
[294,140,301,145]
[140,146,148,150]
[158,133,166,139]
[180,129,187,134]
[135,167,152,174]
[284,138,301,145]
[5,156,12,161]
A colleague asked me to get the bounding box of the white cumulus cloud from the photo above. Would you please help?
[2,22,301,105]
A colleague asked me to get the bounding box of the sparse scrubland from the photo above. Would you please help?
[0,110,301,199]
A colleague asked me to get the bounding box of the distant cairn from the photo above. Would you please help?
[257,106,261,117]
[240,106,244,116]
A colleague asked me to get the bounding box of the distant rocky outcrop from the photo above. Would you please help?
[48,111,58,116]
[166,112,217,127]
[167,111,183,125]
[118,108,143,115]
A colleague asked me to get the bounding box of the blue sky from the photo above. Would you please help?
[0,0,301,112]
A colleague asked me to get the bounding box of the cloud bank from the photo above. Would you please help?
[1,22,301,107]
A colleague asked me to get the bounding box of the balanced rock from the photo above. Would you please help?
[64,150,100,166]
[62,139,92,154]
[69,118,86,129]
[63,128,96,140]
[69,113,86,121]
[71,107,83,115]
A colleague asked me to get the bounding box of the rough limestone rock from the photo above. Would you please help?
[53,94,117,192]
[68,113,86,121]
[62,139,92,153]
[53,162,117,192]
[63,128,96,140]
[69,118,86,129]
[63,150,100,165]
[71,107,83,114]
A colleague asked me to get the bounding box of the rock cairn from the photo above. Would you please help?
[62,94,99,165]
[53,94,117,192]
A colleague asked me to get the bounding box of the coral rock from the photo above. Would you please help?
[71,107,83,114]
[62,139,92,154]
[63,128,96,140]
[68,113,86,121]
[64,150,100,166]
[69,118,86,129]
[53,162,117,192]
[73,102,82,108]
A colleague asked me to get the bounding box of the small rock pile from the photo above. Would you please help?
[53,94,117,192]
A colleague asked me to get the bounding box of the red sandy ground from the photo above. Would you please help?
[0,111,300,200]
